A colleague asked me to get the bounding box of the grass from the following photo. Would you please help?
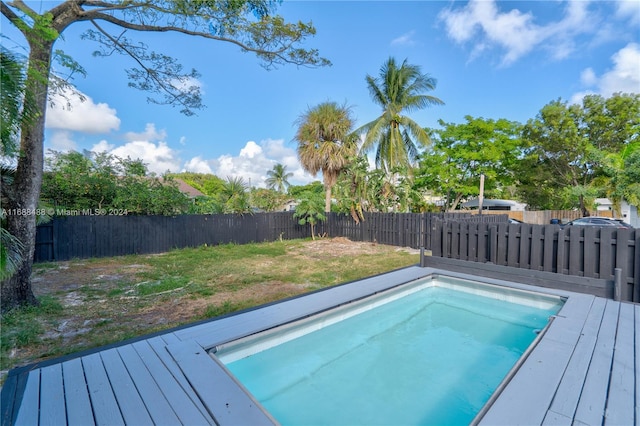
[0,238,419,378]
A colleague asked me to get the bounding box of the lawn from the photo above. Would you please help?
[1,237,419,380]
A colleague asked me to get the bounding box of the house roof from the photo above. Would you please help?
[461,198,525,208]
[158,178,205,198]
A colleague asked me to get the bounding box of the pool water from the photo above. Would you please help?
[216,278,563,425]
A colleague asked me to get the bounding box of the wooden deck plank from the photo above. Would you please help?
[548,297,606,419]
[145,336,215,423]
[542,294,595,346]
[604,302,636,425]
[573,299,620,425]
[81,353,124,426]
[61,358,95,426]
[38,364,66,426]
[116,345,182,426]
[479,337,575,425]
[167,339,276,425]
[541,409,572,425]
[0,373,20,425]
[14,370,40,426]
[99,348,154,425]
[130,340,212,425]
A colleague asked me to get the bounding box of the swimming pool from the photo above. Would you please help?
[213,276,564,425]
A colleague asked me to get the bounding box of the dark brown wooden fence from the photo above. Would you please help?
[34,213,309,262]
[34,212,508,263]
[427,220,639,302]
[324,212,489,249]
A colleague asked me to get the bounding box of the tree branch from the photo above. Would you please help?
[80,11,293,59]
[89,18,200,114]
[1,1,27,36]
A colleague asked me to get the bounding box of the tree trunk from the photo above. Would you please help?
[0,40,53,313]
[325,185,332,213]
[579,195,590,217]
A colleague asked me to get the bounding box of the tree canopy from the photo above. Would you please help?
[415,116,523,211]
[516,93,639,213]
[41,150,192,215]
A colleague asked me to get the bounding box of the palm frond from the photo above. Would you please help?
[360,57,442,172]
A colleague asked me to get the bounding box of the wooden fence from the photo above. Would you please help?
[427,220,639,302]
[34,212,509,262]
[34,213,309,262]
[34,212,638,302]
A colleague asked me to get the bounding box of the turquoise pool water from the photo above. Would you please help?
[216,278,564,425]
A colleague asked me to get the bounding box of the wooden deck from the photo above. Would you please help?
[1,266,638,425]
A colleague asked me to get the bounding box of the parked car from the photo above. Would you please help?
[508,218,524,224]
[561,217,633,229]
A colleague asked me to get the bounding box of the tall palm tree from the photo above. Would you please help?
[295,101,357,212]
[265,163,293,193]
[356,57,443,172]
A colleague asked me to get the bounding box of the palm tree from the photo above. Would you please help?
[356,57,443,172]
[295,101,357,212]
[1,50,37,289]
[221,176,250,214]
[265,163,293,193]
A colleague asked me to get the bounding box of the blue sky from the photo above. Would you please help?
[3,1,639,186]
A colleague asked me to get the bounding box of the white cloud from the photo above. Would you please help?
[571,42,640,103]
[112,141,181,175]
[124,123,167,143]
[239,141,262,158]
[90,123,181,174]
[616,1,640,25]
[438,0,596,66]
[208,139,313,188]
[91,140,114,153]
[580,68,597,86]
[183,156,213,174]
[599,43,640,95]
[46,88,120,133]
[171,76,204,94]
[48,130,77,151]
[391,31,417,46]
[91,131,182,175]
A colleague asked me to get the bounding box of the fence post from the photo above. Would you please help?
[488,226,498,264]
[634,231,640,303]
[615,228,632,302]
[442,222,449,258]
[432,220,442,257]
[614,268,622,302]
